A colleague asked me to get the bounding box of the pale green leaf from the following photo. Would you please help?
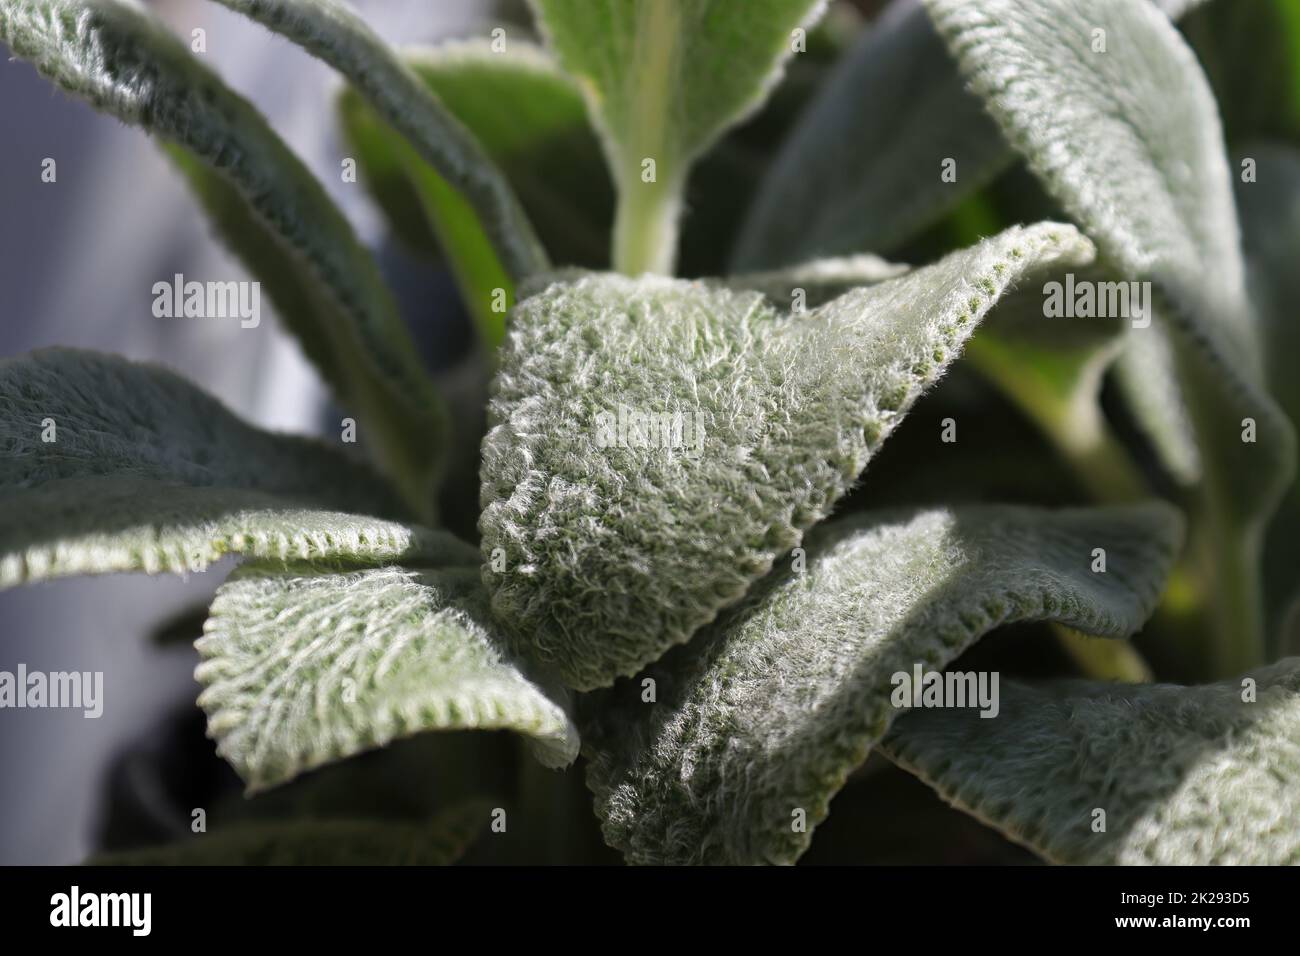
[923,0,1252,356]
[530,0,826,274]
[883,657,1300,865]
[90,802,491,865]
[197,562,579,791]
[0,349,462,587]
[481,222,1096,690]
[215,0,547,282]
[2,481,478,587]
[923,0,1295,673]
[584,503,1183,865]
[0,0,447,515]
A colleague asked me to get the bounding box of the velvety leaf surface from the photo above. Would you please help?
[0,349,436,586]
[0,0,449,512]
[883,657,1300,865]
[198,563,579,791]
[732,0,1205,271]
[482,223,1096,690]
[923,0,1252,359]
[530,0,825,272]
[216,0,547,281]
[2,480,478,587]
[733,256,1135,497]
[584,503,1183,865]
[733,0,1006,270]
[923,0,1295,671]
[726,254,909,306]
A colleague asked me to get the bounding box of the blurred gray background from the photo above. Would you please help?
[0,0,501,865]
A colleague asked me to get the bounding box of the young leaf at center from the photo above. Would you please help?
[481,223,1096,689]
[530,0,827,274]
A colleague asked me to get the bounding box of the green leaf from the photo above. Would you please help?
[1236,145,1300,648]
[1111,324,1202,487]
[1183,0,1300,148]
[732,0,1007,271]
[731,0,1205,271]
[336,40,613,347]
[530,0,826,274]
[0,349,468,587]
[922,0,1295,675]
[197,562,579,791]
[481,222,1096,690]
[2,482,479,587]
[961,268,1147,501]
[214,0,547,282]
[584,503,1183,865]
[732,255,1145,500]
[90,802,491,865]
[883,657,1300,865]
[409,41,614,269]
[0,0,447,517]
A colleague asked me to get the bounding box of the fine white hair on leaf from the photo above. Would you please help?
[481,223,1096,690]
[584,502,1183,865]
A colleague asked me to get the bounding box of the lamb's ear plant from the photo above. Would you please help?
[2,0,1298,865]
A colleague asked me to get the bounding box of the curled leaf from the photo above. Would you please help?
[585,503,1183,864]
[0,349,450,587]
[884,658,1300,865]
[922,0,1295,672]
[198,563,579,791]
[216,0,548,281]
[0,0,447,512]
[482,223,1095,689]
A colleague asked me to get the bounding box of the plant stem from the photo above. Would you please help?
[611,0,681,276]
[1192,503,1267,676]
[964,336,1148,503]
[613,175,682,276]
[1055,624,1152,682]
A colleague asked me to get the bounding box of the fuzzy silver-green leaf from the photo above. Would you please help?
[481,223,1096,690]
[0,349,444,587]
[923,0,1295,672]
[732,0,1206,271]
[198,562,579,791]
[883,657,1300,865]
[585,502,1183,865]
[0,0,447,513]
[216,0,548,281]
